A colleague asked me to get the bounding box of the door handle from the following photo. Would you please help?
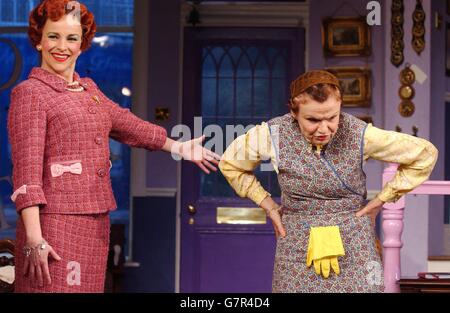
[188,205,196,225]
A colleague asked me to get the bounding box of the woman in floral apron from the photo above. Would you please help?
[219,70,438,292]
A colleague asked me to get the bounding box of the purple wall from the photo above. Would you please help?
[384,1,431,137]
[448,2,450,93]
[382,0,441,275]
[146,0,181,189]
[430,0,446,180]
[308,0,385,193]
[429,0,446,257]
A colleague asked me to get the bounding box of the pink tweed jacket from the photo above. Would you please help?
[8,67,167,214]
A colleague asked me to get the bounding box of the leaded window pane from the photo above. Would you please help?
[200,44,289,197]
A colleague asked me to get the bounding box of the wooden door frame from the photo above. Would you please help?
[180,26,305,292]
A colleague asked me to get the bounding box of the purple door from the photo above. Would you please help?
[181,27,305,292]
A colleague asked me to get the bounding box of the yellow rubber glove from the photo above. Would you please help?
[312,256,339,278]
[306,226,345,278]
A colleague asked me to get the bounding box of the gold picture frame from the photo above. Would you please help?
[325,67,372,107]
[322,17,371,57]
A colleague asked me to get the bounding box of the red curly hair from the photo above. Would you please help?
[28,0,96,51]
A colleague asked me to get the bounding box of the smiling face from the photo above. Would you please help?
[39,14,83,82]
[291,93,341,146]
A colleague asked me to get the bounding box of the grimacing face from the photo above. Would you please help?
[39,14,83,82]
[291,94,341,146]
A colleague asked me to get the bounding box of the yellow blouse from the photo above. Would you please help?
[219,122,438,206]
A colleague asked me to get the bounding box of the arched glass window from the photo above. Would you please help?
[200,44,289,197]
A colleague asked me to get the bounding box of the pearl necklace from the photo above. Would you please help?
[65,81,84,92]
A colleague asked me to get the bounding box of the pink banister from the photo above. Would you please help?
[381,163,450,293]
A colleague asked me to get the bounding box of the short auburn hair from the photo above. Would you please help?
[28,0,96,51]
[289,83,342,114]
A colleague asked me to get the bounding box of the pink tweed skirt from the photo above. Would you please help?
[14,213,110,293]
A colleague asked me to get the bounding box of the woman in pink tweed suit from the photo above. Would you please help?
[8,0,220,293]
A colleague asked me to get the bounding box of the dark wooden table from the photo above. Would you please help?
[399,278,450,293]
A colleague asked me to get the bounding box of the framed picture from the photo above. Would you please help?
[447,23,450,76]
[322,17,371,57]
[325,67,372,107]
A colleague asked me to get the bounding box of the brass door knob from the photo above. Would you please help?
[188,205,196,225]
[188,205,197,215]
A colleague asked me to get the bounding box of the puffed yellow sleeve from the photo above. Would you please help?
[219,122,277,206]
[363,123,438,203]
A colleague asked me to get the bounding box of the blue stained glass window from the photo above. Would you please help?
[77,0,134,26]
[0,0,134,27]
[0,33,39,205]
[0,33,38,235]
[200,44,289,197]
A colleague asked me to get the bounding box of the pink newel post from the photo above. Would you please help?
[381,163,404,293]
[380,163,450,292]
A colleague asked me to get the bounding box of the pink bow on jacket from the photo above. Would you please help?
[51,162,83,177]
[11,185,27,202]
